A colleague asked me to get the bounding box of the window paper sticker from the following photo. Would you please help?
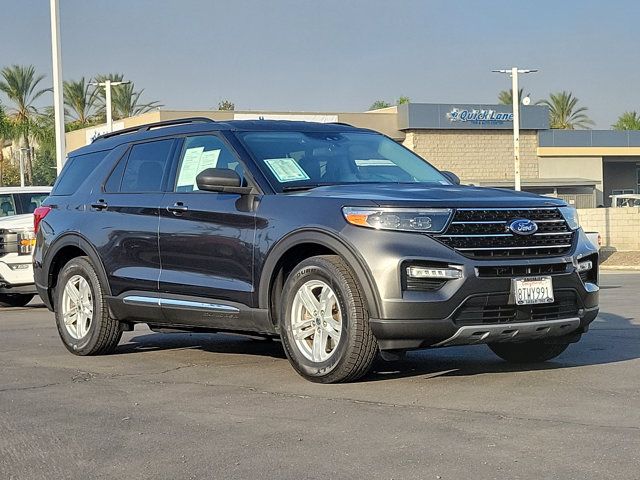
[263,158,310,182]
[199,149,220,170]
[176,146,205,188]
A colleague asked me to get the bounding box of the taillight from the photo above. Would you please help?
[34,206,52,234]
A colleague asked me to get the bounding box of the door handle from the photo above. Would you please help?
[167,202,188,214]
[91,200,108,210]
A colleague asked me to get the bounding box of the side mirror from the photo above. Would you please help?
[196,168,253,194]
[442,171,460,185]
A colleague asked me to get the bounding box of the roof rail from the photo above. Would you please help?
[328,121,354,127]
[92,117,216,142]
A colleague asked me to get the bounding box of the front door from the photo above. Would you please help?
[158,134,257,328]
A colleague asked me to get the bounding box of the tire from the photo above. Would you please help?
[489,340,569,363]
[54,256,122,355]
[280,255,378,383]
[0,294,34,307]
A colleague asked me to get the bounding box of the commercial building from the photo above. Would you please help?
[66,103,640,208]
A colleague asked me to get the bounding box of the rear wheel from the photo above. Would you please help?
[0,294,34,307]
[280,255,377,383]
[55,256,122,355]
[489,340,569,363]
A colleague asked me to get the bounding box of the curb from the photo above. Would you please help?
[600,266,640,272]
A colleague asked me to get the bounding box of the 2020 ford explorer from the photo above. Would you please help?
[33,118,599,383]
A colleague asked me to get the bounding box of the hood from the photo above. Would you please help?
[0,214,34,232]
[288,183,566,208]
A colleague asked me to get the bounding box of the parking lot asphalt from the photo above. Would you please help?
[1,272,639,480]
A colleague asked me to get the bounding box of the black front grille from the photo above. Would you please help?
[435,208,574,258]
[453,291,580,326]
[477,263,569,278]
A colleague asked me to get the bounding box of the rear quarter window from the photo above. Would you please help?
[51,150,110,196]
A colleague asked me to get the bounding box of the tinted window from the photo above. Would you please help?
[15,193,49,214]
[240,131,448,191]
[120,140,174,193]
[52,150,109,196]
[103,154,127,193]
[174,135,245,192]
[0,194,17,217]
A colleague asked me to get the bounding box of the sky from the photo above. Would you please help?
[1,0,639,128]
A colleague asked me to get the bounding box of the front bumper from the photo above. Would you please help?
[343,226,599,351]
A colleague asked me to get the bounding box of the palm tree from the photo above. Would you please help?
[612,111,640,130]
[63,77,98,126]
[498,88,524,105]
[218,99,235,111]
[538,91,594,129]
[0,65,50,183]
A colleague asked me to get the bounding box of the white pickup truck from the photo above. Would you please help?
[0,187,51,307]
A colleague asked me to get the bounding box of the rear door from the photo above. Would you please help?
[90,138,176,298]
[158,134,257,328]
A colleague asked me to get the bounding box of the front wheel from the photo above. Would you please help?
[55,256,122,355]
[489,340,569,363]
[0,293,34,307]
[280,255,378,383]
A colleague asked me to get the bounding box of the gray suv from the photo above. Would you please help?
[33,118,599,383]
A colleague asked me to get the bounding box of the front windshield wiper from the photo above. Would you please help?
[281,185,322,192]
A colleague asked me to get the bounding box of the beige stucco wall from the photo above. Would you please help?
[403,129,539,183]
[578,207,640,251]
[539,156,604,204]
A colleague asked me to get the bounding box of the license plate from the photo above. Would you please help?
[512,276,554,305]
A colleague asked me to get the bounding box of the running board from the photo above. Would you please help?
[433,317,581,347]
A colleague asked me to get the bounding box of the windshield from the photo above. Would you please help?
[239,131,449,191]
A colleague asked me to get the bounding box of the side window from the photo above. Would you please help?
[15,193,49,214]
[174,135,245,192]
[0,194,16,217]
[103,154,127,193]
[120,139,174,193]
[51,150,109,196]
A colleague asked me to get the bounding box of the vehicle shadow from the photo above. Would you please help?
[364,311,640,382]
[116,331,287,360]
[114,311,639,382]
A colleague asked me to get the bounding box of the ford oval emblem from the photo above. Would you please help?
[508,218,538,236]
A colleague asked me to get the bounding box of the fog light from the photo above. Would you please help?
[407,266,462,279]
[577,260,593,273]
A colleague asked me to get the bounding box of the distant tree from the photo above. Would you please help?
[538,91,594,129]
[396,96,410,105]
[0,104,14,186]
[612,111,640,130]
[218,99,235,111]
[30,107,57,186]
[369,100,392,110]
[63,77,98,126]
[0,64,51,183]
[498,88,524,105]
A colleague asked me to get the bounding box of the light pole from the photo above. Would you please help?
[492,67,538,191]
[89,80,130,133]
[49,0,66,175]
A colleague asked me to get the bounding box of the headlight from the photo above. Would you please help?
[342,207,452,233]
[559,206,580,230]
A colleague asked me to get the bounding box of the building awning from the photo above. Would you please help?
[474,178,599,188]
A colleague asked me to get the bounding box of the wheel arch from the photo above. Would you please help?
[44,233,111,308]
[258,229,381,327]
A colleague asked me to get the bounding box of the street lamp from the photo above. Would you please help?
[492,67,538,191]
[49,0,66,175]
[89,80,131,133]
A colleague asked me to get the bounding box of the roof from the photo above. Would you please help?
[539,130,640,147]
[74,118,370,156]
[476,178,598,188]
[0,186,53,193]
